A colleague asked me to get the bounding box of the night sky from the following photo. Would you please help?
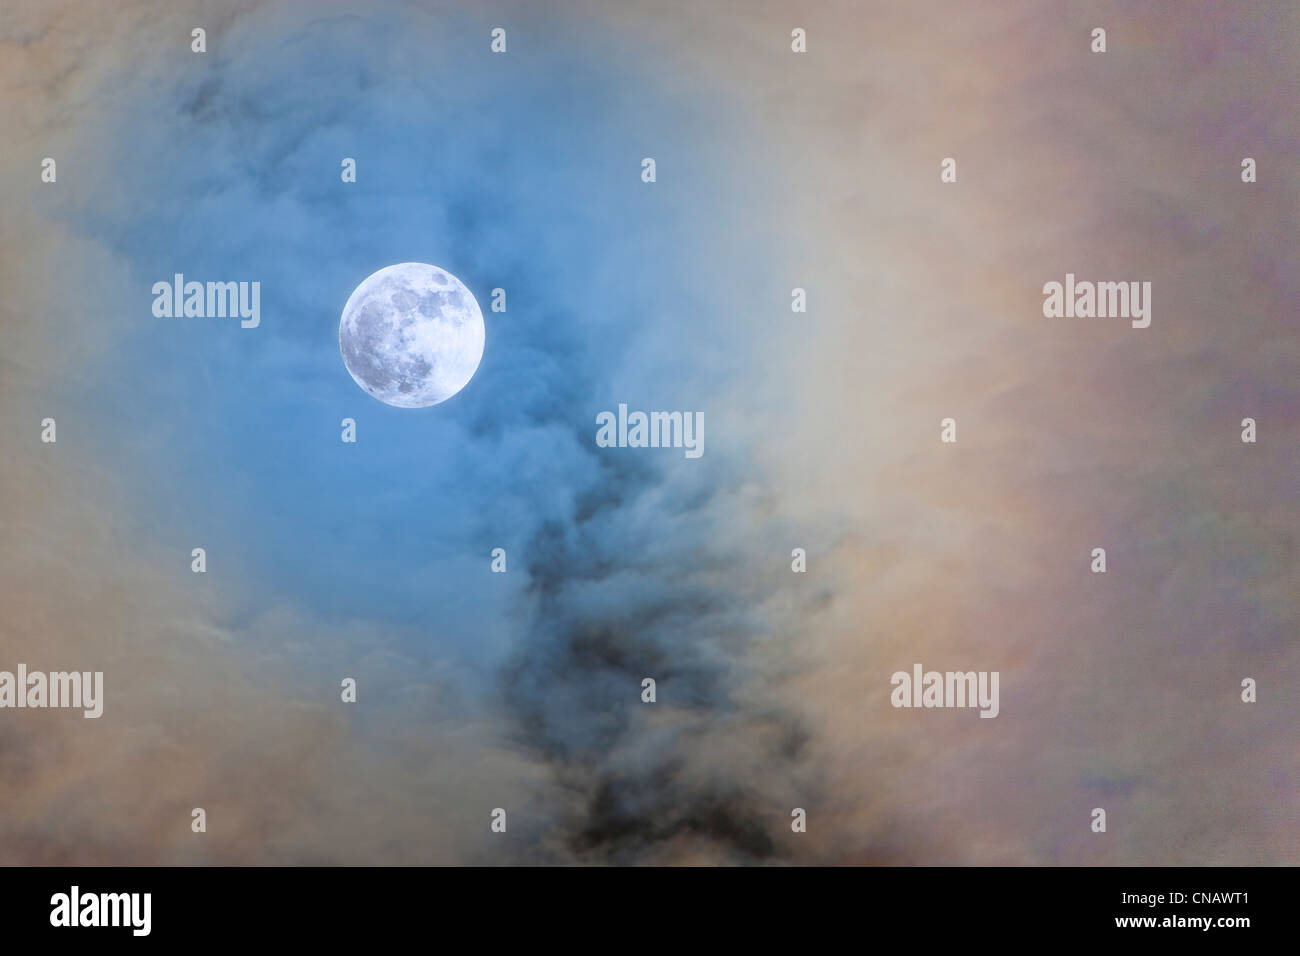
[1,0,1296,865]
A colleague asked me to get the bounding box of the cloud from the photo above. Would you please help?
[1,0,1296,866]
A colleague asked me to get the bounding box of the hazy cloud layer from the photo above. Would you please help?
[1,0,1295,864]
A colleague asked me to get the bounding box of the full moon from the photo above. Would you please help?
[339,262,485,408]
